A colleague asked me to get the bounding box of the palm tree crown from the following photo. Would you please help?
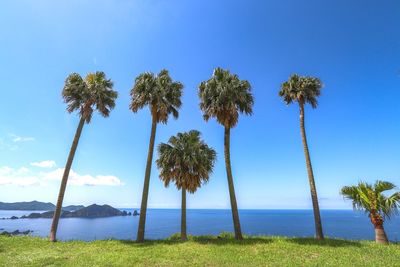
[62,71,117,122]
[341,181,400,219]
[156,130,216,193]
[278,74,322,108]
[130,69,183,123]
[198,67,253,128]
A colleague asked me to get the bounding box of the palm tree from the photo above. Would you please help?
[130,69,183,242]
[156,130,216,240]
[341,181,400,244]
[279,74,324,240]
[198,67,253,240]
[50,72,117,242]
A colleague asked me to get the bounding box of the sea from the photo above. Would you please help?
[1,209,399,241]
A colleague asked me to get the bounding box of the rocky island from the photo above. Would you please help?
[0,201,139,219]
[19,204,139,219]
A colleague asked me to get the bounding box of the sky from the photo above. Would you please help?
[0,0,399,209]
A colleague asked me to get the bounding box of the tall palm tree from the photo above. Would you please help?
[198,67,253,240]
[130,69,183,242]
[50,72,117,242]
[341,181,400,244]
[279,74,324,240]
[156,130,216,240]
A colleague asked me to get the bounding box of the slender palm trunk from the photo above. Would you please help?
[374,225,389,244]
[299,103,324,240]
[224,126,243,240]
[181,188,187,241]
[370,213,389,244]
[50,117,85,242]
[136,116,157,242]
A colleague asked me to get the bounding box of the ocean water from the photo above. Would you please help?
[1,209,399,241]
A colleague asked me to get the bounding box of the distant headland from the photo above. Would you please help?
[0,201,83,211]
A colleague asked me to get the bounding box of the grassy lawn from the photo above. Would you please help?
[0,233,398,266]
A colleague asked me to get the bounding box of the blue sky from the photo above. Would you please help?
[0,0,399,209]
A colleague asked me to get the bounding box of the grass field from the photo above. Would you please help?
[0,233,398,266]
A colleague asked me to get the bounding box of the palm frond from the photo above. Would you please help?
[279,74,322,109]
[341,180,400,220]
[156,130,216,193]
[130,70,183,123]
[198,67,253,128]
[62,72,117,122]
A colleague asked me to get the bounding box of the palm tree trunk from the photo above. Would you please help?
[181,188,187,241]
[49,117,85,242]
[224,126,243,240]
[375,225,389,244]
[136,116,157,242]
[370,213,389,244]
[299,103,324,240]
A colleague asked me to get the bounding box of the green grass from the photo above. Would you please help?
[0,233,398,266]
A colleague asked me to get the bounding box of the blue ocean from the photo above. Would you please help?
[1,209,399,241]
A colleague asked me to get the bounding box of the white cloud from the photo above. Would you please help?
[30,160,56,168]
[11,177,40,186]
[9,134,35,143]
[0,164,123,187]
[43,168,123,186]
[0,166,41,186]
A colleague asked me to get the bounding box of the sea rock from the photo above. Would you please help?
[133,210,139,216]
[0,230,33,236]
[21,213,42,219]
